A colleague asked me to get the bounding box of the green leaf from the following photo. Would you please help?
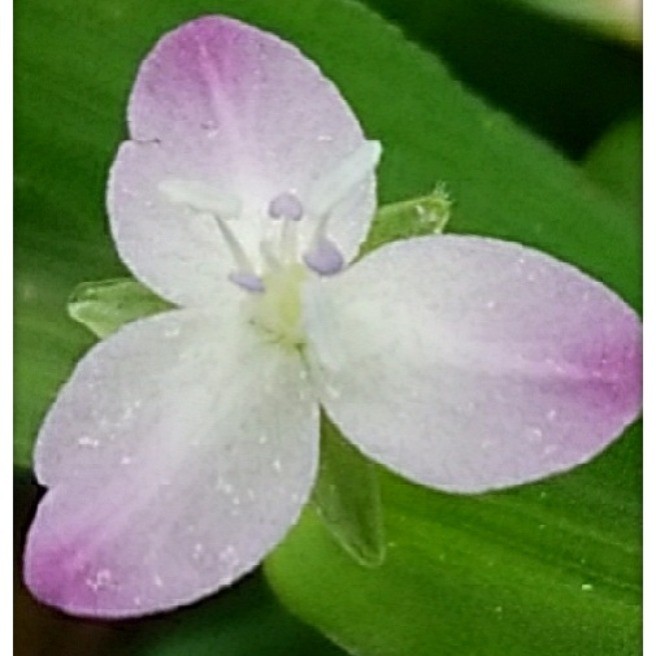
[68,278,172,339]
[267,424,642,656]
[313,415,385,568]
[584,115,642,214]
[15,0,640,654]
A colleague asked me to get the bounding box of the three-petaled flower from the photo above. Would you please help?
[24,16,641,617]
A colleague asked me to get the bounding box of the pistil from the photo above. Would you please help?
[301,140,381,276]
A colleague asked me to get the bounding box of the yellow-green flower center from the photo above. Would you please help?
[247,264,307,348]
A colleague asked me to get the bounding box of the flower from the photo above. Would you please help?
[24,16,641,618]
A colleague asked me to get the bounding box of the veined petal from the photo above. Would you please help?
[304,236,641,494]
[110,16,376,305]
[24,309,319,617]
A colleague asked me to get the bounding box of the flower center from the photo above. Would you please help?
[159,141,380,343]
[247,263,307,347]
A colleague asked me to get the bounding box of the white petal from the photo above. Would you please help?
[304,236,641,493]
[24,308,319,616]
[109,17,376,306]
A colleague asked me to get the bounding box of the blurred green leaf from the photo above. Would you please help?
[68,278,172,339]
[15,0,640,654]
[498,0,641,44]
[363,0,641,157]
[585,115,642,214]
[312,415,386,568]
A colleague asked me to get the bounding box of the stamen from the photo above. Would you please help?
[303,237,344,276]
[208,213,254,275]
[228,272,265,293]
[268,192,304,221]
[300,142,380,276]
[306,141,381,219]
[160,180,263,292]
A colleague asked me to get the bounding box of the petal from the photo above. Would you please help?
[24,309,319,617]
[109,16,376,306]
[108,140,245,307]
[304,236,641,493]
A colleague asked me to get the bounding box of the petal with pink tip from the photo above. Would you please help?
[24,309,319,617]
[304,236,641,493]
[109,16,376,305]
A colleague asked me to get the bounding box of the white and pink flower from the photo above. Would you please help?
[24,16,641,618]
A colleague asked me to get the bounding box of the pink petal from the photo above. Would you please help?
[109,16,375,306]
[24,309,319,617]
[304,236,641,493]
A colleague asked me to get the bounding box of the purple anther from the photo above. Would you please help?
[303,237,344,276]
[228,272,266,293]
[268,192,304,221]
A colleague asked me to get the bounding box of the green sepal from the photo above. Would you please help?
[362,185,451,255]
[312,414,386,568]
[67,278,173,338]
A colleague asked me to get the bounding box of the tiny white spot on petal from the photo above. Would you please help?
[78,436,99,448]
[527,427,543,443]
[215,478,234,494]
[219,545,239,570]
[86,568,112,591]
